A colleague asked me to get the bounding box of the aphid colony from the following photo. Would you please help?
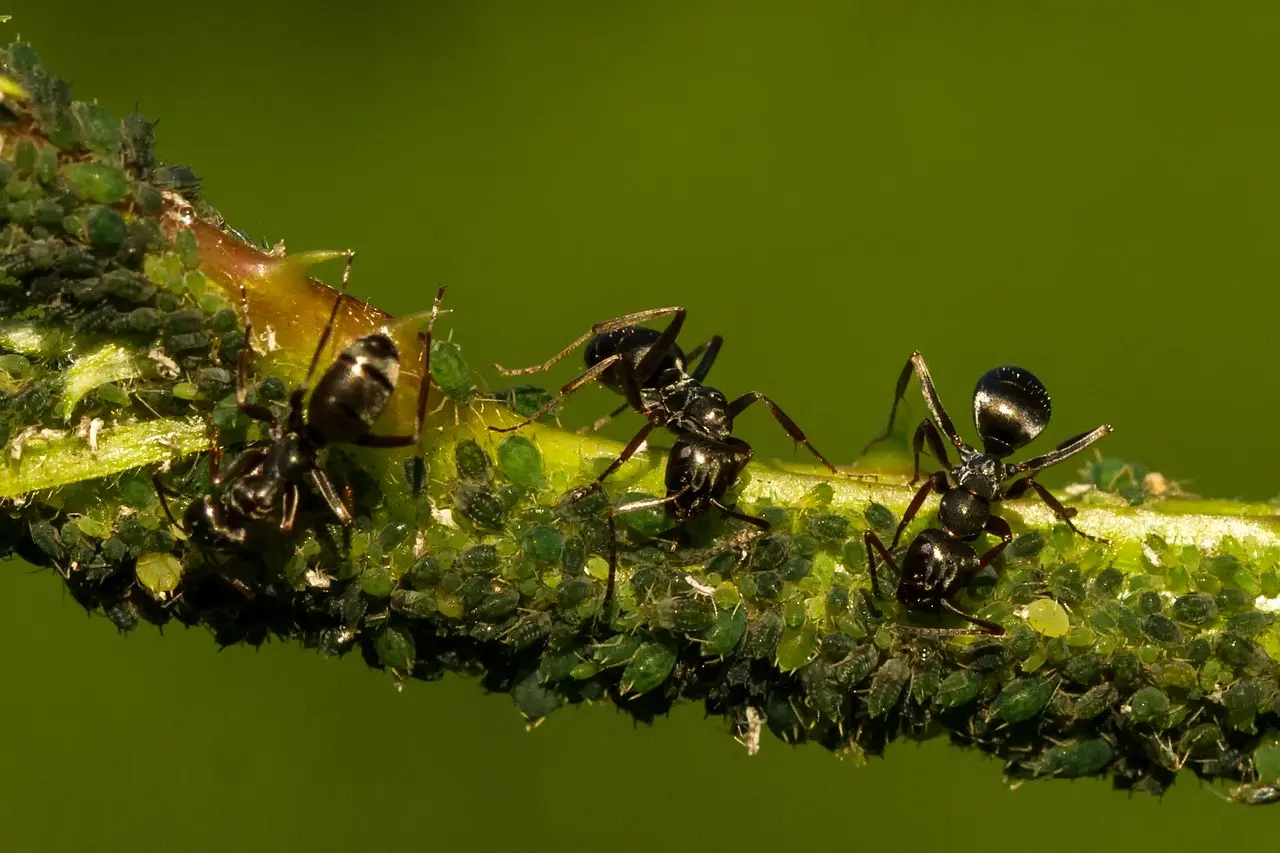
[172,278,1110,635]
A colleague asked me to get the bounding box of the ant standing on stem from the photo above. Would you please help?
[156,252,446,576]
[490,307,864,615]
[861,352,1112,635]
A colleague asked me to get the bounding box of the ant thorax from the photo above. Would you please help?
[642,376,733,440]
[951,445,1006,500]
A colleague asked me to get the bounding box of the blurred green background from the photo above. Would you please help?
[3,1,1279,850]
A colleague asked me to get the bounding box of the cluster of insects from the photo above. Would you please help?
[156,260,1111,634]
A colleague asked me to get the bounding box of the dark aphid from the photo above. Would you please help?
[489,307,863,614]
[156,252,444,567]
[861,352,1111,635]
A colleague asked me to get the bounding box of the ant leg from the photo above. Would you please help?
[709,498,770,529]
[976,515,1014,568]
[578,401,630,435]
[1009,424,1112,475]
[153,475,185,528]
[488,354,625,434]
[890,470,948,551]
[301,250,355,388]
[862,351,963,454]
[934,600,1006,636]
[686,335,724,383]
[279,485,300,533]
[910,419,951,485]
[235,283,283,424]
[311,469,354,525]
[1004,476,1108,543]
[863,530,899,600]
[727,391,849,477]
[579,342,659,435]
[601,491,681,621]
[494,307,685,377]
[594,421,657,485]
[351,285,447,449]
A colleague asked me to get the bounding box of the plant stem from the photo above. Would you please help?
[3,39,1279,807]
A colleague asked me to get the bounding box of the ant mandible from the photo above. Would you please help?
[157,252,445,554]
[490,307,860,610]
[861,352,1112,635]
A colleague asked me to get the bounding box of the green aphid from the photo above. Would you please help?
[863,501,895,535]
[1171,592,1218,625]
[1072,683,1119,720]
[429,338,474,404]
[866,657,910,719]
[619,640,677,696]
[511,672,561,722]
[834,644,880,688]
[488,384,560,420]
[1222,680,1268,732]
[374,627,416,672]
[742,609,784,659]
[1032,739,1114,778]
[72,101,120,158]
[135,552,183,599]
[1128,686,1169,726]
[521,524,563,562]
[592,633,644,668]
[989,676,1054,724]
[472,588,521,622]
[775,622,818,672]
[63,162,129,204]
[669,596,715,634]
[497,435,544,489]
[934,669,982,710]
[750,533,790,571]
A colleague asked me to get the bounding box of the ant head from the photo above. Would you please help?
[184,496,246,549]
[972,366,1050,458]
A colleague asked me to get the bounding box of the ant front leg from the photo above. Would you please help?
[601,491,682,625]
[489,353,627,434]
[493,307,686,377]
[935,600,1006,636]
[310,468,354,525]
[709,498,770,530]
[862,351,964,455]
[153,475,186,529]
[1003,476,1109,543]
[976,515,1014,568]
[234,283,285,424]
[910,419,951,485]
[1009,424,1113,476]
[863,529,900,600]
[890,470,948,551]
[727,391,855,477]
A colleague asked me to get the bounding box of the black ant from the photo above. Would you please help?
[490,307,860,611]
[157,252,445,557]
[861,352,1111,635]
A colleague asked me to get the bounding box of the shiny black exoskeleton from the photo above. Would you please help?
[862,351,1112,635]
[492,307,850,610]
[158,253,444,557]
